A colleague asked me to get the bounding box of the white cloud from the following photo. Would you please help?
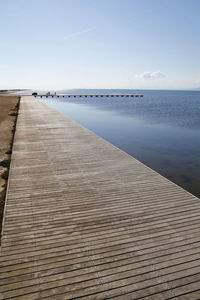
[195,79,200,86]
[64,27,96,40]
[136,71,166,79]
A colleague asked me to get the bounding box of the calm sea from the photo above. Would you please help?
[41,89,200,199]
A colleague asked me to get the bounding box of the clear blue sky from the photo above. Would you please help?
[1,0,200,90]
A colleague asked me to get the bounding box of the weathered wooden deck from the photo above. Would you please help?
[0,96,200,299]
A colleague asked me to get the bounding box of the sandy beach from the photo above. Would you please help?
[0,94,19,234]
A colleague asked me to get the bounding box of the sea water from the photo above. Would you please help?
[41,89,200,199]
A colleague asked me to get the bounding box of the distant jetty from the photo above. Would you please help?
[35,93,144,98]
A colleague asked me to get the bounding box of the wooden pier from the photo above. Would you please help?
[37,94,144,98]
[0,96,200,299]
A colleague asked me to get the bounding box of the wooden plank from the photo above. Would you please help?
[0,96,200,299]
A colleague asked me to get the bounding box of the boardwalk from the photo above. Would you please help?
[0,96,200,299]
